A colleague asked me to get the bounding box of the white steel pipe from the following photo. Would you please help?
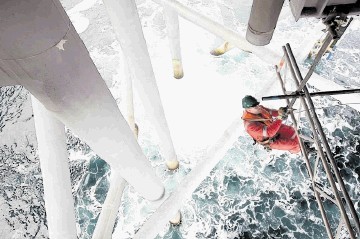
[93,64,136,239]
[92,173,127,239]
[0,0,164,201]
[210,41,234,56]
[210,1,235,56]
[102,0,179,170]
[163,6,184,79]
[134,114,244,239]
[246,0,285,46]
[31,96,77,239]
[123,58,136,133]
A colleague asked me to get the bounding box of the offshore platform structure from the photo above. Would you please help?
[0,0,359,239]
[255,0,360,238]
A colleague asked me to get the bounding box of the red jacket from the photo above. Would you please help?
[242,106,282,142]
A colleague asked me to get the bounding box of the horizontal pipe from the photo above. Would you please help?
[262,88,360,101]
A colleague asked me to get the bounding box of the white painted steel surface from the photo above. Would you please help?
[32,96,77,239]
[102,0,179,168]
[0,0,164,201]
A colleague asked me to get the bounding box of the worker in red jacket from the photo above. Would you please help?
[241,95,300,154]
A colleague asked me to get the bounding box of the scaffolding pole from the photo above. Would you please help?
[284,45,359,238]
[275,66,333,239]
[287,18,353,109]
[262,88,360,101]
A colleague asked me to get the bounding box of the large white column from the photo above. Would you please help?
[134,115,244,239]
[101,0,179,170]
[31,96,77,239]
[0,0,164,201]
[0,70,16,87]
[163,6,184,79]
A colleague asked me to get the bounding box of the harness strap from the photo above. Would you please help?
[262,126,268,138]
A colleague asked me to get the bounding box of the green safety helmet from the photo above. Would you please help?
[242,95,259,108]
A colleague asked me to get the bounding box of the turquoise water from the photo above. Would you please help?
[72,102,360,238]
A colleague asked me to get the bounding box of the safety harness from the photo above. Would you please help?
[242,107,279,151]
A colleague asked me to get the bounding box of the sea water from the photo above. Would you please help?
[0,0,360,238]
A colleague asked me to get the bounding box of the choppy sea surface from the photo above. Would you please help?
[0,0,359,238]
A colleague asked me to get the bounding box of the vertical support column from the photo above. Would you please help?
[0,0,164,201]
[246,0,285,46]
[31,96,77,239]
[102,0,179,170]
[163,6,184,79]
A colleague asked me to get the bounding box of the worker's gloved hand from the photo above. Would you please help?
[277,114,288,120]
[277,106,289,120]
[278,106,289,115]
